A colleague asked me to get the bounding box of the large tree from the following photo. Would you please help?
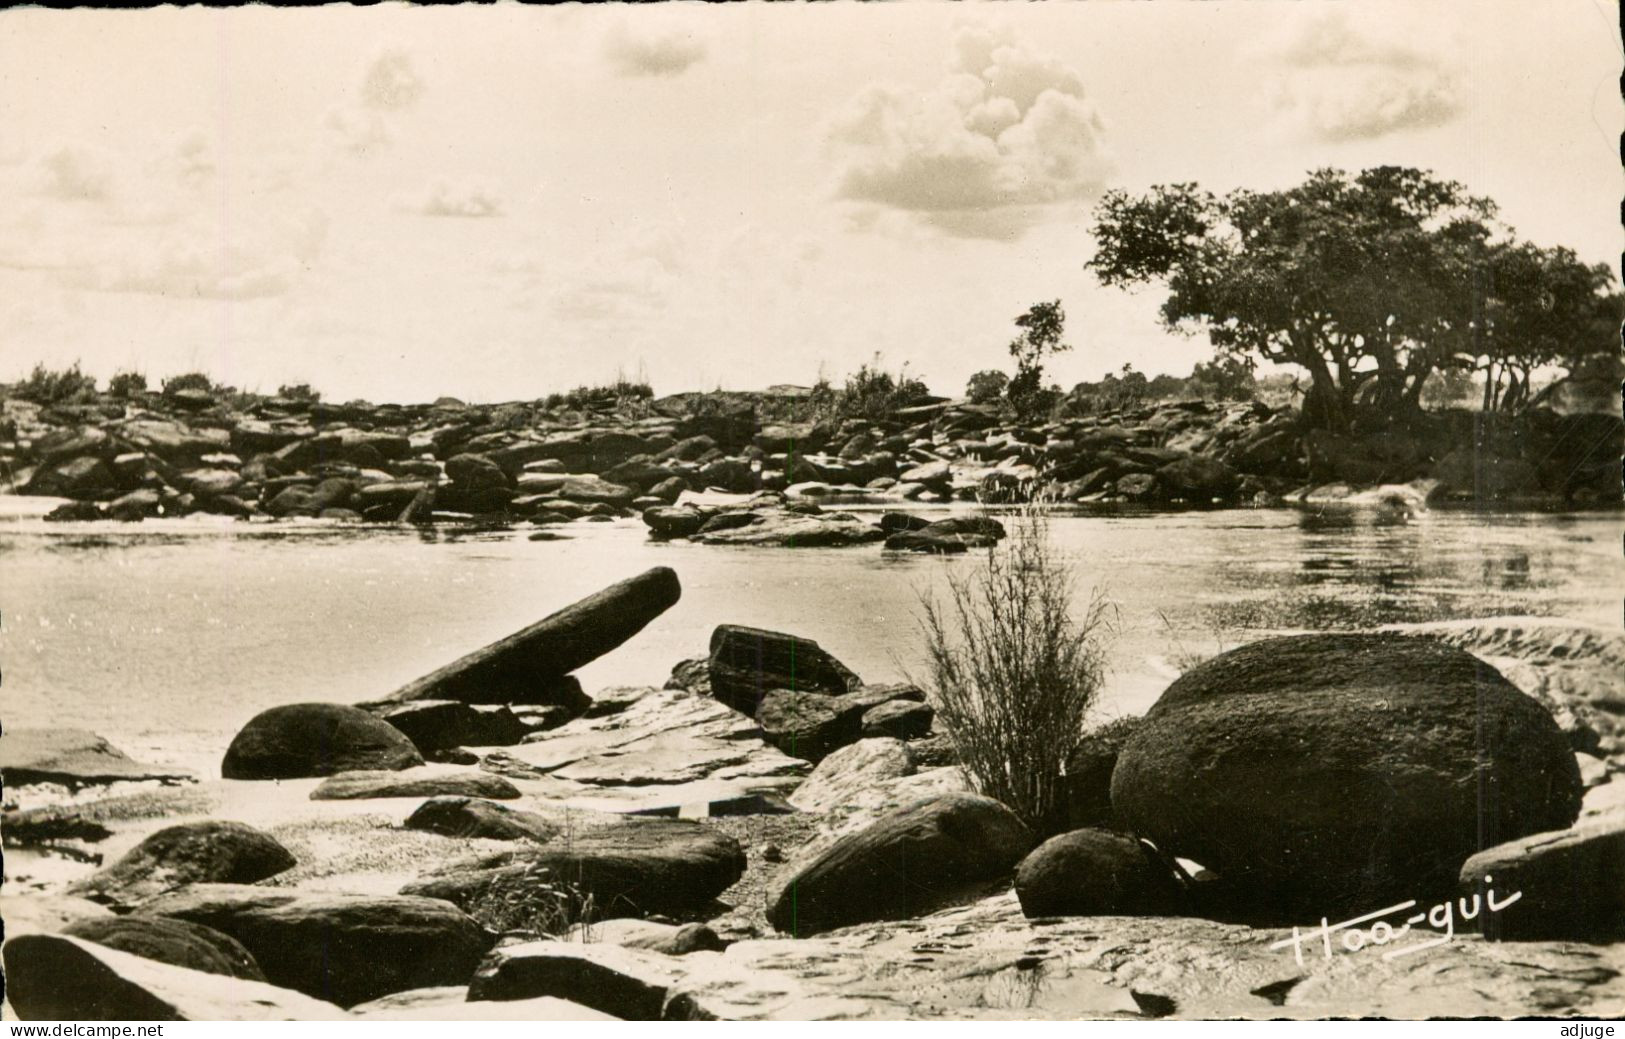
[1088,167,1502,430]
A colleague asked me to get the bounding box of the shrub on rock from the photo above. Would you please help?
[767,792,1034,936]
[1110,634,1583,922]
[221,703,423,780]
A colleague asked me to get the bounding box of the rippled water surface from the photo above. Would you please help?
[1,498,1619,777]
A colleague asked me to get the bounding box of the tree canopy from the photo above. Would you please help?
[1088,166,1620,428]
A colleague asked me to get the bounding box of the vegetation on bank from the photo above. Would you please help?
[1089,166,1622,431]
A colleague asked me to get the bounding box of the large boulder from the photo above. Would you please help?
[139,885,494,1008]
[68,821,296,907]
[222,703,423,780]
[766,792,1034,936]
[708,625,863,717]
[1,934,343,1020]
[387,568,680,705]
[400,817,745,923]
[1013,829,1187,919]
[1458,807,1625,942]
[1110,634,1584,922]
[61,916,266,980]
[0,728,192,789]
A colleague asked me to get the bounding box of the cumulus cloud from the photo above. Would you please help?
[325,47,425,158]
[33,143,117,203]
[395,179,505,218]
[0,135,327,302]
[826,24,1111,240]
[602,24,706,78]
[1265,13,1462,142]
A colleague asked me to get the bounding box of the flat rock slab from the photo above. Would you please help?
[691,512,887,547]
[310,769,521,801]
[1381,616,1625,746]
[468,940,686,1019]
[1,729,193,789]
[672,892,1625,1020]
[481,686,809,804]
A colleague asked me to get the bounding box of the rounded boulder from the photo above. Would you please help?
[1109,634,1583,922]
[222,703,424,780]
[1014,828,1186,919]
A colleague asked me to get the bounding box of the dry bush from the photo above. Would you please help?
[468,860,596,940]
[918,499,1113,836]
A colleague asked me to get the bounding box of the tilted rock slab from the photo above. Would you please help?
[387,566,680,705]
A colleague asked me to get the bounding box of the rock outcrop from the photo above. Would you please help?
[400,817,746,924]
[60,916,267,980]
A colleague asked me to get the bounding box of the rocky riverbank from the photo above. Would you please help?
[3,386,1618,542]
[3,565,1623,1020]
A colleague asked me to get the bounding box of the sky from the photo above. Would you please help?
[0,1,1619,404]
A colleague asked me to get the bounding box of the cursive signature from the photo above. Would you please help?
[1269,875,1522,965]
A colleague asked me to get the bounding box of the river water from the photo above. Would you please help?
[1,498,1619,778]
